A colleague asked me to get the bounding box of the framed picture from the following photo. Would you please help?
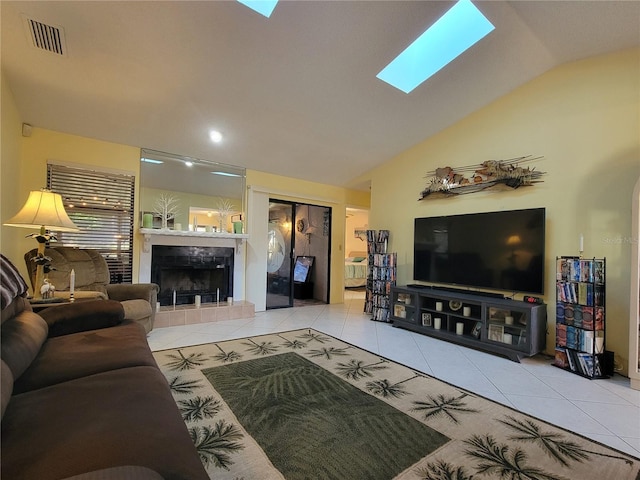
[394,305,406,319]
[488,324,504,342]
[293,256,315,283]
[354,228,367,241]
[489,307,511,322]
[471,321,482,338]
[422,312,432,327]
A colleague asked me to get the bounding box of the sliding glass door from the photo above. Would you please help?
[266,200,294,309]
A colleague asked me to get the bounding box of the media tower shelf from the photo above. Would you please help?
[554,257,608,379]
[364,230,397,322]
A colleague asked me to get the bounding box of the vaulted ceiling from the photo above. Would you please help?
[2,1,639,191]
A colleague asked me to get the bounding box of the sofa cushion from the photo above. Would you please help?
[2,366,210,480]
[1,295,31,326]
[39,299,124,338]
[1,360,14,419]
[13,320,158,394]
[0,309,48,380]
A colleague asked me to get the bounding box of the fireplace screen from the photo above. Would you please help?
[151,245,233,306]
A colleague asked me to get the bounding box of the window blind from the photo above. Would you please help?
[47,163,135,284]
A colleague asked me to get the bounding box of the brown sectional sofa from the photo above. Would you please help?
[1,255,208,480]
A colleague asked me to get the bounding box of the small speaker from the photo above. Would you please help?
[22,123,32,137]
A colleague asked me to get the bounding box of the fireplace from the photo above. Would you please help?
[151,245,233,306]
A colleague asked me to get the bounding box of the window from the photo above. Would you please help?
[47,163,135,284]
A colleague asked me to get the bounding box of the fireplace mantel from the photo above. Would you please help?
[140,228,248,252]
[138,229,248,302]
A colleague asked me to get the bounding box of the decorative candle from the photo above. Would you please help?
[69,269,75,302]
[194,295,201,308]
[434,317,441,330]
[173,290,176,306]
[579,234,584,252]
[227,296,233,305]
[456,322,464,335]
[463,306,471,317]
[217,288,220,304]
[435,302,443,312]
[142,213,153,229]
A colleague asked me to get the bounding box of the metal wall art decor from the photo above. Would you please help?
[419,155,545,200]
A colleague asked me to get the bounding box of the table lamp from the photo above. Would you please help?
[4,189,79,299]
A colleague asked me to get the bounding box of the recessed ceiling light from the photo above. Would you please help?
[237,0,278,18]
[209,130,223,143]
[185,161,194,167]
[377,0,495,94]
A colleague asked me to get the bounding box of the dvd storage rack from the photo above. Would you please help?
[554,256,607,379]
[364,230,397,322]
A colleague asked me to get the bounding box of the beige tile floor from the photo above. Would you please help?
[148,289,640,459]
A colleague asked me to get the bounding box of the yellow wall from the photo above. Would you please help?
[1,74,25,267]
[368,48,640,370]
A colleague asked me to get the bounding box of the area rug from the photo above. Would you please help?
[152,329,640,480]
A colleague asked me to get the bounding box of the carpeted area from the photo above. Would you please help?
[153,329,640,480]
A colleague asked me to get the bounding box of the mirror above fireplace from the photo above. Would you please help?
[140,148,246,232]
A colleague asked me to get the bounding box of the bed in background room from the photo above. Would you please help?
[345,251,368,288]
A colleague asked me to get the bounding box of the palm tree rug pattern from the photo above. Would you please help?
[152,329,640,480]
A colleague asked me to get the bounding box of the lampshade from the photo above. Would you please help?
[4,189,79,232]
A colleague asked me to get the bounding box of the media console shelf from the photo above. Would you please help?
[391,285,547,362]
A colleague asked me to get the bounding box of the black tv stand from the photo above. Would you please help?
[390,285,547,362]
[431,285,505,299]
[406,284,428,289]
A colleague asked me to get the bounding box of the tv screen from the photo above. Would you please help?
[414,208,545,294]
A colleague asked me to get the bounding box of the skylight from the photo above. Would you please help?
[237,0,279,18]
[377,0,495,94]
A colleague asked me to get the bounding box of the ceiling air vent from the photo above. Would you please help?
[22,15,67,56]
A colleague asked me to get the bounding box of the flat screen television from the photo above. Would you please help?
[414,208,545,294]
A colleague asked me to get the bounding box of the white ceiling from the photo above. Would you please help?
[2,1,639,191]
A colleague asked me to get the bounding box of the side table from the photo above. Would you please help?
[29,298,71,313]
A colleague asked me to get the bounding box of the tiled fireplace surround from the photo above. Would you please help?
[139,230,254,328]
